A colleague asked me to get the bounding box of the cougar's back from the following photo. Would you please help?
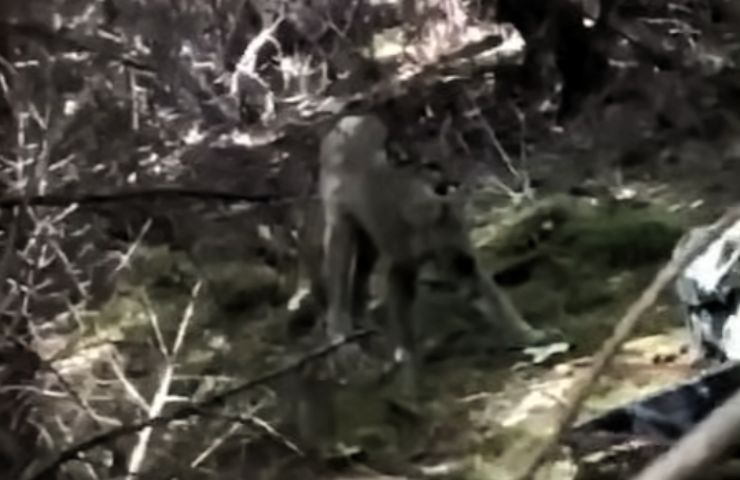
[319,115,388,172]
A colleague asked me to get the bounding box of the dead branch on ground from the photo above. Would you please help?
[0,188,290,209]
[634,385,740,480]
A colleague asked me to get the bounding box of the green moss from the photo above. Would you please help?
[473,195,577,261]
[74,243,283,372]
[551,207,683,268]
[468,195,688,353]
[82,284,201,351]
[66,190,696,477]
[127,245,198,291]
[476,196,683,268]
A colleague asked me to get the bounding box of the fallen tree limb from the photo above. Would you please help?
[0,188,294,209]
[633,384,740,480]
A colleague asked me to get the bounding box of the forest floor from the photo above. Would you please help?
[51,178,728,480]
[35,14,740,480]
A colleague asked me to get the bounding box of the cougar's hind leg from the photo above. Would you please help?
[350,227,379,320]
[387,263,420,397]
[323,211,356,343]
[323,212,377,382]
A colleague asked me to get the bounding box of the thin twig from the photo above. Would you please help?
[196,410,303,457]
[189,395,273,467]
[109,357,151,414]
[37,350,117,429]
[190,423,241,468]
[113,218,151,274]
[140,288,166,357]
[463,91,523,183]
[48,237,87,300]
[124,282,201,480]
[515,206,740,480]
[0,210,19,314]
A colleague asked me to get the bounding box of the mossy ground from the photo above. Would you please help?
[473,195,685,349]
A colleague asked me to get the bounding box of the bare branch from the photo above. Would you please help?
[109,357,151,414]
[190,423,241,468]
[113,219,151,274]
[125,282,201,480]
[0,209,19,314]
[0,188,291,209]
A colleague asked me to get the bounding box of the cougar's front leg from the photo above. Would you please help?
[387,263,420,397]
[323,211,356,343]
[441,248,547,345]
